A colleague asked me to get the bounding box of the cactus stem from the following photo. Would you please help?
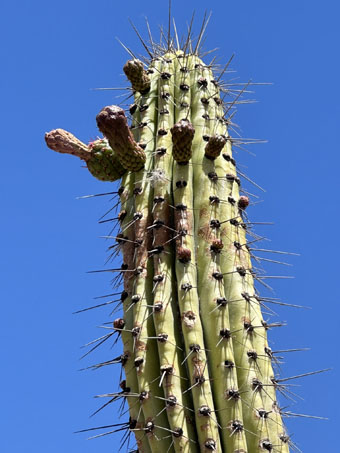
[46,17,318,449]
[45,129,126,181]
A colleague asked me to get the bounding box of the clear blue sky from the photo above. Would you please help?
[1,0,339,451]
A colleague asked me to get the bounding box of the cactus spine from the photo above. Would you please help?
[45,17,295,453]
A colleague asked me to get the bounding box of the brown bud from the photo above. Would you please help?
[238,196,249,210]
[210,239,224,253]
[205,134,227,160]
[96,105,146,171]
[123,59,150,94]
[171,119,195,164]
[177,246,191,263]
[113,318,125,330]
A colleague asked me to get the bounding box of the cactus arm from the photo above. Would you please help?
[96,105,146,172]
[149,53,198,452]
[130,60,173,451]
[190,56,248,452]
[172,54,222,453]
[45,129,91,160]
[45,129,126,181]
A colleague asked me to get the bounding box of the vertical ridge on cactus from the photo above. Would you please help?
[190,57,249,453]
[44,12,318,453]
[129,60,175,451]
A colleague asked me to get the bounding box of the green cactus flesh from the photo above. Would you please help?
[87,138,126,181]
[46,23,296,453]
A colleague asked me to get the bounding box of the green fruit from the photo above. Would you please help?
[87,139,126,181]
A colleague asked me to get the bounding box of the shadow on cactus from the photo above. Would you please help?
[45,10,328,453]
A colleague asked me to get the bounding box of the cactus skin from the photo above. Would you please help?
[46,21,296,453]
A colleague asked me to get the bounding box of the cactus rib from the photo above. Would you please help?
[191,56,248,453]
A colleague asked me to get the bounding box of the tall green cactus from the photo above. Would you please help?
[45,16,299,453]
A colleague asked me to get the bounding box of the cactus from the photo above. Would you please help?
[44,13,319,453]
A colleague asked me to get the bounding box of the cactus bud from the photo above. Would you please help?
[123,59,151,94]
[96,105,146,171]
[45,129,126,181]
[171,119,195,164]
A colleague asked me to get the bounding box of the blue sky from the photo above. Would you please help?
[1,0,339,451]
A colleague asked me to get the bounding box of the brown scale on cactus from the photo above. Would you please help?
[45,9,328,453]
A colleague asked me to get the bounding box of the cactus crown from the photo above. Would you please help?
[45,12,323,453]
